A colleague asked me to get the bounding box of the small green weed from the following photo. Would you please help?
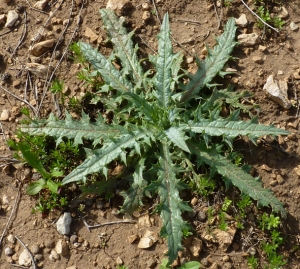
[159,259,200,269]
[256,6,284,30]
[248,255,259,269]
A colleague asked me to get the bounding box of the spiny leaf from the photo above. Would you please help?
[188,141,287,218]
[155,143,190,264]
[152,13,174,108]
[62,131,148,184]
[100,9,143,82]
[21,111,122,146]
[181,18,238,102]
[182,119,289,142]
[165,127,190,153]
[122,92,155,120]
[78,42,132,93]
[120,158,148,214]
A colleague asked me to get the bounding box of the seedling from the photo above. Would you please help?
[20,9,288,264]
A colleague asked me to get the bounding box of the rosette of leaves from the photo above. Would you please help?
[22,9,288,264]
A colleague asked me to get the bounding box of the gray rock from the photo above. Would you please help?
[30,244,40,254]
[237,33,260,46]
[0,110,10,121]
[263,75,291,109]
[56,212,72,235]
[5,10,18,28]
[18,249,31,266]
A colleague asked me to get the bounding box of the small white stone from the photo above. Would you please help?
[7,234,15,244]
[56,212,72,235]
[4,247,13,256]
[34,0,49,10]
[5,10,18,28]
[18,249,32,266]
[2,195,9,204]
[235,14,248,27]
[290,22,299,31]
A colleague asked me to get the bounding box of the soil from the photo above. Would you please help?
[1,0,300,268]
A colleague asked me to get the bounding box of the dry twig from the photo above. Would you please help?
[0,188,21,246]
[82,218,136,233]
[15,235,37,269]
[240,0,279,33]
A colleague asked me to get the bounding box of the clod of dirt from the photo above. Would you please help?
[83,27,99,44]
[26,63,54,79]
[5,10,18,28]
[34,0,49,11]
[235,14,247,27]
[294,165,300,176]
[189,237,203,257]
[128,234,139,244]
[138,214,152,227]
[30,244,40,254]
[29,39,55,57]
[50,249,60,260]
[55,239,69,256]
[56,212,72,235]
[0,14,6,25]
[263,75,291,109]
[138,230,158,249]
[237,33,260,47]
[290,22,299,31]
[18,249,32,266]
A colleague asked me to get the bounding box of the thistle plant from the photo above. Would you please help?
[21,9,288,264]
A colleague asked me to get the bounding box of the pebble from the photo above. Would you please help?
[19,249,32,266]
[55,239,69,256]
[44,239,55,249]
[34,0,49,10]
[30,244,40,254]
[116,256,124,265]
[142,11,151,21]
[252,56,263,64]
[277,6,289,19]
[50,249,60,260]
[235,14,247,27]
[277,174,285,184]
[263,75,291,109]
[197,211,207,222]
[106,0,132,14]
[138,230,158,249]
[29,39,55,57]
[70,234,78,244]
[147,257,157,268]
[83,27,98,43]
[290,22,299,31]
[35,254,43,261]
[142,3,150,10]
[189,237,202,257]
[4,247,13,256]
[5,10,18,28]
[7,234,15,244]
[0,110,10,121]
[223,262,232,269]
[237,33,260,46]
[56,212,72,235]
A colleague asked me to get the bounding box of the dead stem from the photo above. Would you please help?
[15,235,37,269]
[0,188,21,246]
